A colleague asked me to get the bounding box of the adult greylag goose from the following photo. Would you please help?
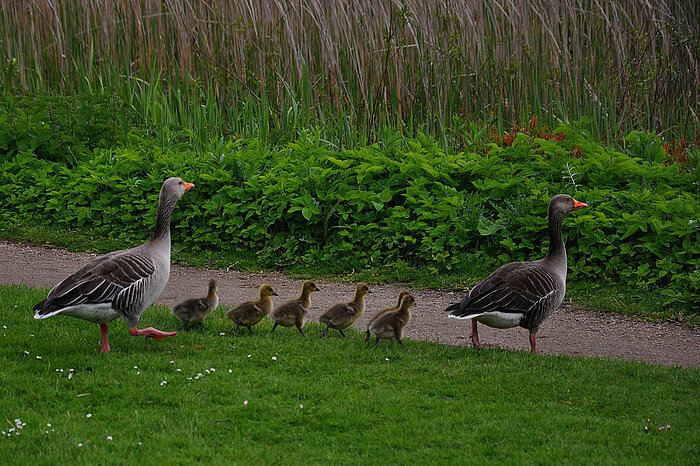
[364,290,411,343]
[33,177,195,353]
[226,283,278,335]
[445,194,588,353]
[171,279,219,331]
[269,280,319,336]
[368,293,415,346]
[319,282,371,338]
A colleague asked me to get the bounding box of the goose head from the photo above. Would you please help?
[302,280,320,295]
[355,282,371,298]
[399,293,415,310]
[160,177,195,204]
[259,283,278,298]
[550,194,588,215]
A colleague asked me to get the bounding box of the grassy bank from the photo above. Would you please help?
[0,285,698,463]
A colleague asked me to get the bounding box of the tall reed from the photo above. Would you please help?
[1,0,697,147]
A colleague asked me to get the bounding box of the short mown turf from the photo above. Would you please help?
[0,285,697,464]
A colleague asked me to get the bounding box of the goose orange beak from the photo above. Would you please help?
[184,182,195,192]
[573,198,588,210]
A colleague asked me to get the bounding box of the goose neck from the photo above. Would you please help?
[544,208,566,263]
[150,197,175,243]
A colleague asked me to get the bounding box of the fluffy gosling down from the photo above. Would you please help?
[269,280,320,336]
[226,283,278,335]
[368,293,415,346]
[319,282,371,338]
[171,279,219,332]
[365,290,411,343]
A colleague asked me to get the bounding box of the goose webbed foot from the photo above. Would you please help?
[130,327,177,340]
[339,329,346,338]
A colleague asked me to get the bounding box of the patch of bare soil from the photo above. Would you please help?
[1,241,698,368]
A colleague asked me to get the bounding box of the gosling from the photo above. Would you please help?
[368,293,415,346]
[269,280,320,336]
[171,279,219,332]
[319,282,371,338]
[226,283,278,335]
[364,290,411,343]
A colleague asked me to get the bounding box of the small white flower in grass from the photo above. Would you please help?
[247,354,252,358]
[177,368,182,372]
[385,358,389,361]
[219,332,225,336]
[210,368,215,372]
[68,373,73,380]
[24,351,29,355]
[298,404,303,409]
[107,436,113,441]
[31,334,34,337]
[160,381,168,386]
[37,356,41,360]
[134,366,138,369]
[666,424,671,429]
[47,423,51,427]
[2,325,6,329]
[271,357,277,361]
[205,369,210,374]
[60,369,64,372]
[86,414,92,418]
[78,443,83,447]
[228,369,232,374]
[170,360,174,364]
[243,400,248,406]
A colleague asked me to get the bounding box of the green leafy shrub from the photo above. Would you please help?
[0,129,697,313]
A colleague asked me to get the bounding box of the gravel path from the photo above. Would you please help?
[2,241,698,369]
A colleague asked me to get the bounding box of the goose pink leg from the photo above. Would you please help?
[129,327,177,340]
[470,320,482,348]
[529,334,537,353]
[99,323,111,353]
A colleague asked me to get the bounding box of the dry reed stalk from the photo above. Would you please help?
[0,0,697,142]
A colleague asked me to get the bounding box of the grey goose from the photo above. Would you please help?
[269,280,320,336]
[369,293,415,346]
[33,177,194,353]
[445,194,588,352]
[226,283,278,335]
[365,290,411,343]
[319,282,371,338]
[171,279,219,331]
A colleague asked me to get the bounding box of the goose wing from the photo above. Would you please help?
[34,250,155,317]
[448,262,559,319]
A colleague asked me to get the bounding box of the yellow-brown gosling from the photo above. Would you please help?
[226,283,278,336]
[364,290,411,343]
[171,279,219,332]
[269,280,320,336]
[319,282,371,338]
[368,293,415,346]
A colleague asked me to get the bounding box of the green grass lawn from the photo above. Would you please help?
[0,285,697,464]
